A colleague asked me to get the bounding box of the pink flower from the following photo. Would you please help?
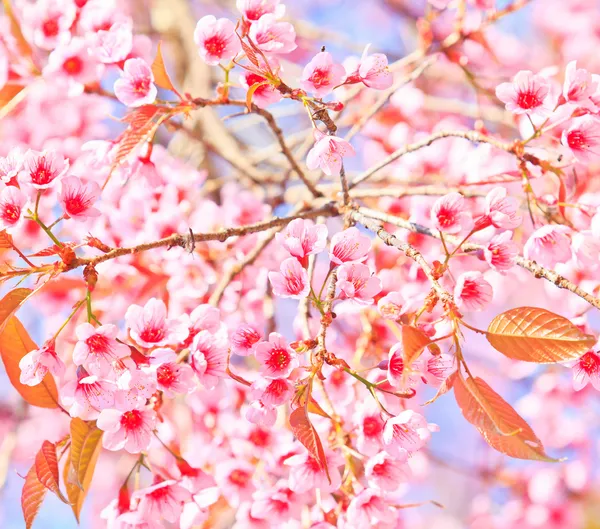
[237,0,285,22]
[337,262,382,305]
[0,45,7,92]
[563,61,598,109]
[365,451,411,491]
[382,409,437,458]
[24,0,76,50]
[44,37,100,96]
[249,14,297,55]
[571,351,600,391]
[0,186,28,233]
[416,351,455,387]
[0,147,24,183]
[431,192,473,234]
[454,271,493,312]
[572,231,600,269]
[244,401,277,427]
[214,460,256,507]
[387,342,420,388]
[19,149,69,190]
[329,227,371,265]
[478,187,522,230]
[306,130,355,176]
[89,21,133,64]
[188,304,222,336]
[190,330,228,388]
[254,332,298,379]
[346,47,393,90]
[59,175,101,221]
[268,257,310,299]
[147,348,196,397]
[114,58,157,108]
[377,292,406,321]
[561,115,600,163]
[300,51,346,97]
[73,323,130,376]
[240,71,282,108]
[353,401,385,456]
[275,218,328,261]
[126,298,189,348]
[345,489,395,528]
[61,372,116,420]
[285,451,342,493]
[19,340,65,386]
[523,225,572,268]
[250,377,294,406]
[97,408,156,453]
[496,70,553,117]
[250,484,299,525]
[231,324,262,356]
[194,15,240,66]
[132,480,191,523]
[483,231,518,272]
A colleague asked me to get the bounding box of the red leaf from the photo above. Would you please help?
[151,41,179,94]
[21,464,47,529]
[35,441,68,503]
[289,407,330,482]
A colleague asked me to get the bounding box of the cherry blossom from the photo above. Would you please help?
[483,231,519,272]
[306,129,355,175]
[231,324,262,356]
[300,51,346,97]
[254,332,298,379]
[561,115,600,162]
[248,14,297,55]
[382,409,437,458]
[24,0,77,50]
[523,225,573,268]
[72,323,130,375]
[346,46,393,90]
[190,330,228,388]
[214,460,256,507]
[496,70,553,116]
[0,148,24,183]
[275,218,328,262]
[250,376,294,406]
[89,21,134,64]
[132,480,191,523]
[365,451,411,491]
[345,489,395,528]
[59,175,102,220]
[125,298,189,348]
[19,149,69,190]
[61,372,116,420]
[454,271,493,312]
[329,227,371,265]
[387,342,421,388]
[377,291,406,321]
[337,262,382,304]
[571,351,600,391]
[19,340,66,386]
[476,187,523,231]
[268,257,310,298]
[285,451,343,493]
[237,0,285,22]
[563,60,598,109]
[114,58,157,107]
[431,192,473,234]
[244,400,277,427]
[194,15,241,66]
[240,71,282,108]
[97,408,157,453]
[0,185,28,233]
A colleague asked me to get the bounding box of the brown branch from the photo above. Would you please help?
[357,206,600,311]
[316,269,338,355]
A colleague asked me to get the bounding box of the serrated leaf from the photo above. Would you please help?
[151,41,178,94]
[454,375,559,462]
[239,37,260,68]
[0,317,59,408]
[22,464,48,529]
[0,287,32,333]
[486,307,596,363]
[423,370,457,406]
[402,325,432,368]
[289,407,330,482]
[35,441,68,503]
[64,421,103,522]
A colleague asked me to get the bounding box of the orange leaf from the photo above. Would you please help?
[454,375,559,461]
[245,80,268,111]
[0,317,60,408]
[289,407,330,482]
[0,230,13,248]
[151,41,179,94]
[35,441,68,503]
[486,307,596,363]
[65,420,103,522]
[307,396,331,419]
[423,370,457,406]
[2,0,34,60]
[21,464,48,529]
[401,325,432,368]
[0,287,32,333]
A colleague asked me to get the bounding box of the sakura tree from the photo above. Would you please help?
[1,0,600,528]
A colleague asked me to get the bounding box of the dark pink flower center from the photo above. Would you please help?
[31,158,55,185]
[86,334,111,354]
[63,56,84,76]
[1,203,20,223]
[42,18,60,37]
[567,130,587,149]
[516,90,542,109]
[309,68,331,88]
[267,346,291,370]
[64,192,92,215]
[120,409,143,430]
[363,416,383,437]
[580,352,599,374]
[248,427,270,447]
[140,326,165,343]
[204,36,226,56]
[229,469,250,486]
[157,364,176,387]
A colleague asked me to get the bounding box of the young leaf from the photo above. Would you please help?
[454,375,559,462]
[486,307,596,363]
[289,406,331,482]
[401,325,432,368]
[22,464,48,529]
[0,230,13,248]
[35,441,68,503]
[307,396,331,419]
[0,288,32,333]
[64,421,103,522]
[245,80,268,111]
[151,41,179,94]
[423,370,457,406]
[0,317,60,408]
